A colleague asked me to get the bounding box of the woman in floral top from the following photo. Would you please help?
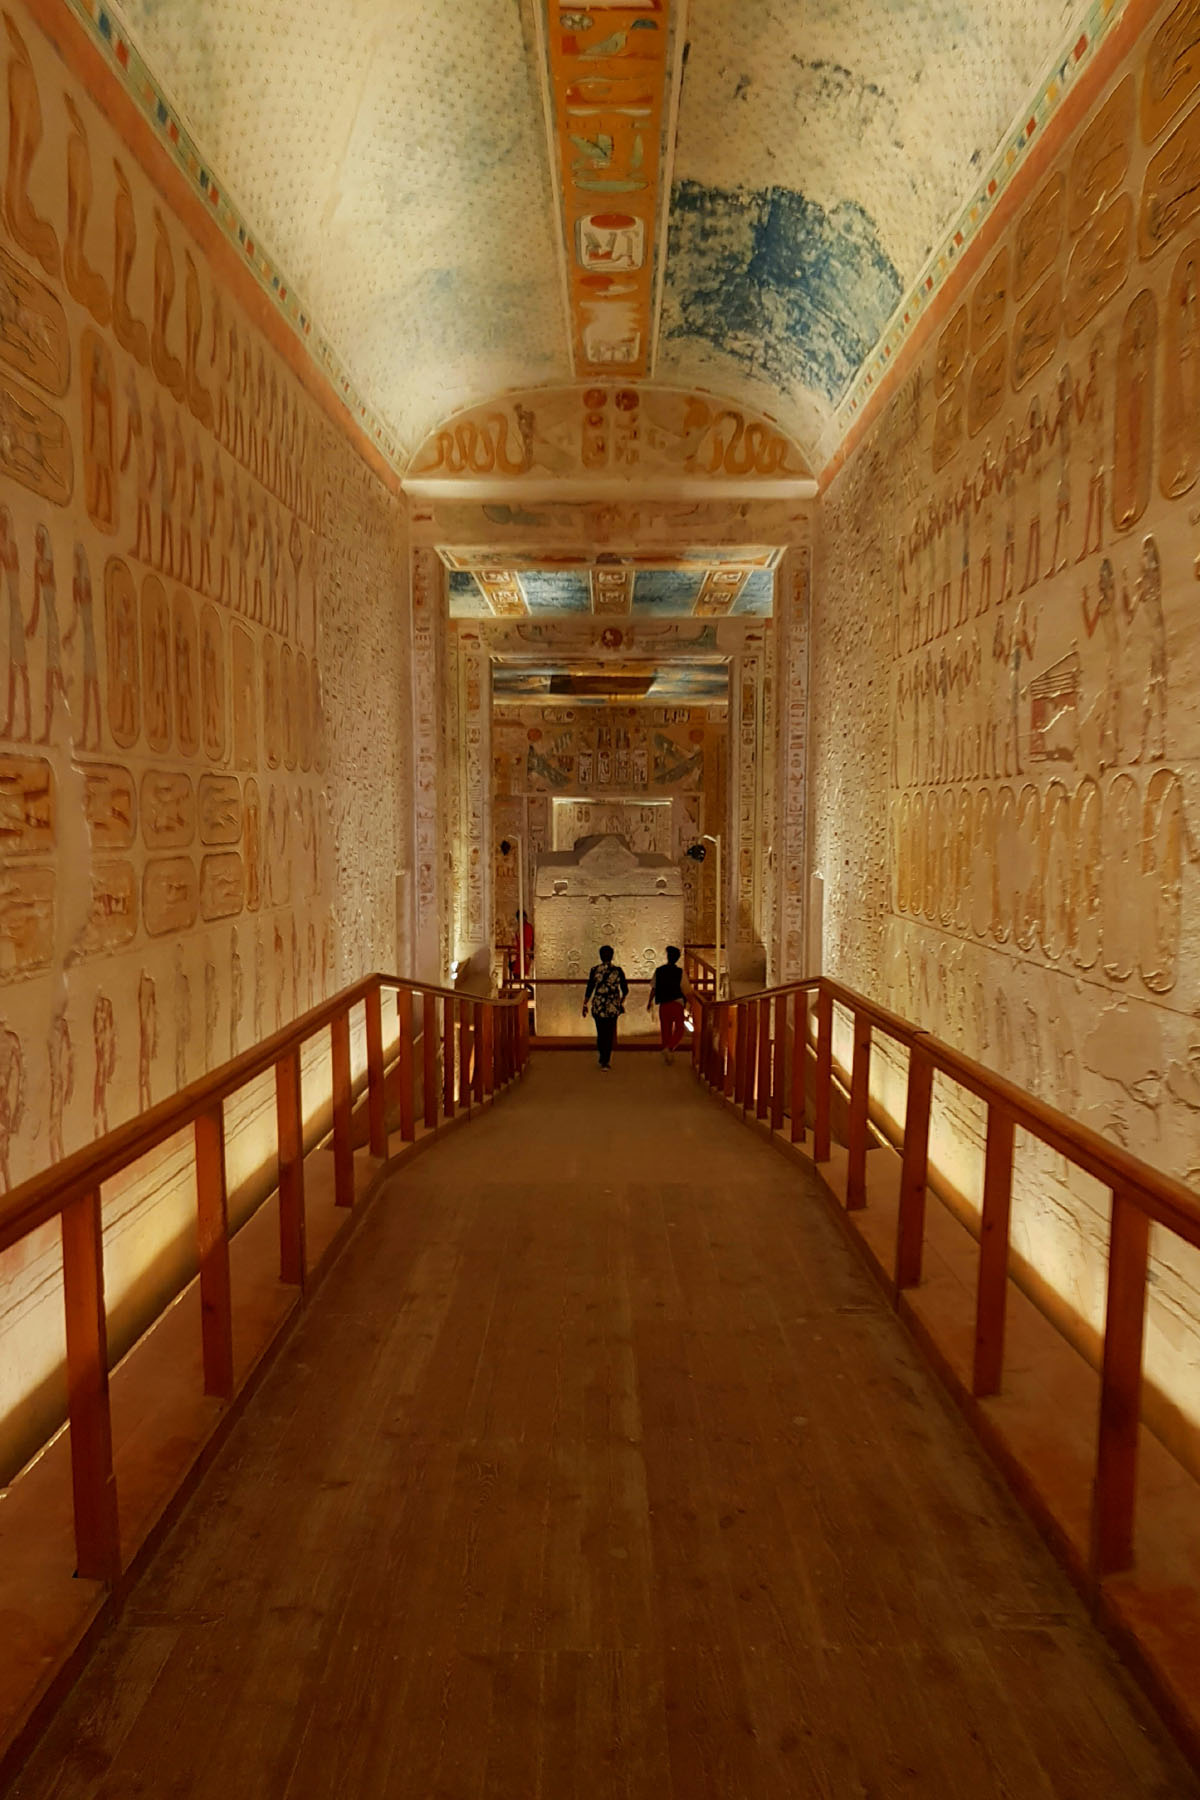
[582,945,629,1071]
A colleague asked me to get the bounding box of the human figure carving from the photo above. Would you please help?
[92,993,115,1136]
[210,446,228,604]
[172,406,192,585]
[137,972,156,1111]
[27,522,63,744]
[148,397,175,574]
[63,540,101,749]
[1082,555,1122,768]
[0,504,28,739]
[1121,534,1168,763]
[47,1008,73,1165]
[63,94,110,324]
[172,946,191,1092]
[0,1018,24,1191]
[83,335,117,532]
[230,926,243,1061]
[3,14,59,278]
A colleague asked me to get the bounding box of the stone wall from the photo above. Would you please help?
[0,2,410,1474]
[812,5,1200,1440]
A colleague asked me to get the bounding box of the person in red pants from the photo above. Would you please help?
[647,945,689,1063]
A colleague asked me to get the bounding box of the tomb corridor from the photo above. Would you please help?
[2,0,1200,1788]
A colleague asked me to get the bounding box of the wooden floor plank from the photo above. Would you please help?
[10,1055,1197,1800]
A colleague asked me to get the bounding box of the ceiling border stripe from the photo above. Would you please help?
[824,0,1140,474]
[538,0,685,380]
[54,0,404,477]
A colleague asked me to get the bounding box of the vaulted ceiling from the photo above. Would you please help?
[108,0,1119,472]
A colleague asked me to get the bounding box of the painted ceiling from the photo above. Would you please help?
[100,0,1125,471]
[441,548,781,616]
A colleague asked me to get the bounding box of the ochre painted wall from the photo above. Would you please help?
[813,3,1200,1442]
[0,2,410,1474]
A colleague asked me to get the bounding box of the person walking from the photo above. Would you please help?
[582,944,628,1072]
[647,945,689,1063]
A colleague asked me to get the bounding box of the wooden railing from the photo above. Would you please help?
[0,973,529,1590]
[684,946,721,1000]
[689,974,1200,1584]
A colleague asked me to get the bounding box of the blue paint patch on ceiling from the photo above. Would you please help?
[448,569,491,617]
[519,571,591,614]
[662,180,904,406]
[632,570,705,615]
[731,567,775,614]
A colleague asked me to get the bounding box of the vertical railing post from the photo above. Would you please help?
[770,992,786,1131]
[895,1043,934,1285]
[813,986,833,1162]
[972,1102,1015,1396]
[736,1003,752,1112]
[481,1004,495,1098]
[845,1011,872,1209]
[442,995,455,1117]
[423,992,438,1127]
[723,1004,737,1099]
[331,1006,354,1207]
[1091,1185,1151,1578]
[364,981,387,1158]
[472,1002,486,1103]
[195,1102,235,1399]
[397,985,415,1142]
[756,997,771,1122]
[276,1046,305,1287]
[61,1189,120,1584]
[520,993,530,1069]
[458,997,472,1114]
[790,988,807,1144]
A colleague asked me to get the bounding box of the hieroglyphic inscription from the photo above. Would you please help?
[968,334,1008,436]
[1065,195,1133,336]
[198,774,241,845]
[1013,174,1065,300]
[1142,0,1200,143]
[82,762,135,848]
[0,867,53,978]
[76,861,136,957]
[0,374,71,503]
[0,753,52,852]
[1113,289,1157,529]
[104,556,139,748]
[1012,273,1062,389]
[971,247,1009,353]
[139,770,194,849]
[231,623,256,770]
[1069,76,1134,232]
[200,851,244,922]
[934,306,969,398]
[143,854,198,936]
[1160,237,1200,493]
[1140,100,1200,255]
[0,245,68,393]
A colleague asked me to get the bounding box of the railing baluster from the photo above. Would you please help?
[756,997,771,1122]
[331,1006,354,1207]
[195,1103,235,1399]
[813,987,833,1162]
[738,1002,754,1113]
[275,1046,305,1287]
[364,981,387,1158]
[845,1011,872,1209]
[790,988,807,1144]
[972,1102,1015,1396]
[481,1004,495,1098]
[1091,1184,1151,1577]
[771,992,787,1132]
[895,1045,934,1285]
[397,986,415,1142]
[442,995,455,1117]
[723,1003,737,1099]
[423,992,438,1127]
[473,1001,486,1104]
[459,997,472,1114]
[61,1188,120,1584]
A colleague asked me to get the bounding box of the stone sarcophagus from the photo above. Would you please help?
[533,834,685,1038]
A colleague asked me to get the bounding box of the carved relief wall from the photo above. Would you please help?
[492,702,727,954]
[812,3,1200,1438]
[0,2,410,1473]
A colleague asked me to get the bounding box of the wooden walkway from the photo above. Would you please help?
[10,1054,1195,1798]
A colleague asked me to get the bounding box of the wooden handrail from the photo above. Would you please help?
[0,974,526,1256]
[689,968,1200,1584]
[0,970,529,1605]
